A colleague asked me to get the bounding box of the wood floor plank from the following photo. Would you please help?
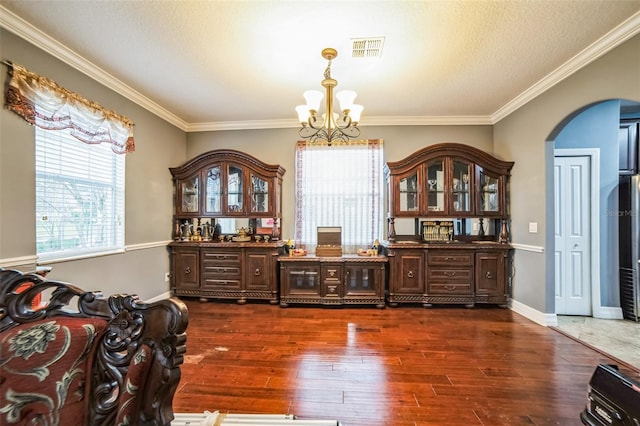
[173,300,638,425]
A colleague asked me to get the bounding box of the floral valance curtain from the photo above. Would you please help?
[3,61,135,154]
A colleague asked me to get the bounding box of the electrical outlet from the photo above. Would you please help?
[472,222,479,231]
[164,272,170,282]
[528,222,538,233]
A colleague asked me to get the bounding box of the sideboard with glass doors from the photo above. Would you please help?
[168,150,285,304]
[384,143,515,307]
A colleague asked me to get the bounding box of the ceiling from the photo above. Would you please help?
[1,1,639,132]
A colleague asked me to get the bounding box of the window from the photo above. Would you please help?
[3,62,134,262]
[35,127,125,261]
[294,140,384,253]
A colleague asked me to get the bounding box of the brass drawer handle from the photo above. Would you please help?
[445,271,456,277]
[184,266,191,274]
[254,268,261,276]
[485,271,493,279]
[445,256,456,261]
[407,271,414,278]
[445,285,456,291]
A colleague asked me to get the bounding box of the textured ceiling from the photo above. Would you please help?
[1,1,639,131]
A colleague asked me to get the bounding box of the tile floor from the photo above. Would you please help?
[554,315,640,371]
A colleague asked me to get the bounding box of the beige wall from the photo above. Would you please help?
[494,34,640,313]
[0,29,187,300]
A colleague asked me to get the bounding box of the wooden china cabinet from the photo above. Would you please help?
[168,150,285,304]
[385,143,514,307]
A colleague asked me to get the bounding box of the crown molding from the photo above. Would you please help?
[491,10,640,123]
[0,5,190,131]
[2,5,638,132]
[186,115,494,132]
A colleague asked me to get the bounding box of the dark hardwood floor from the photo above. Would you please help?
[173,300,639,426]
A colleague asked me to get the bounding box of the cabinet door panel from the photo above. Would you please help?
[451,160,472,214]
[344,265,379,295]
[426,159,445,213]
[250,174,270,214]
[393,251,424,293]
[205,165,222,214]
[226,164,244,214]
[177,175,199,215]
[396,169,421,215]
[245,252,270,290]
[287,266,320,295]
[478,168,501,214]
[173,249,200,291]
[475,251,504,296]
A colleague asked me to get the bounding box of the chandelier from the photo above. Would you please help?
[295,48,363,145]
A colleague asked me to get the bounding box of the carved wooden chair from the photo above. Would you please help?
[0,268,189,426]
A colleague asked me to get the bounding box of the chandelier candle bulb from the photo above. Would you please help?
[296,48,362,145]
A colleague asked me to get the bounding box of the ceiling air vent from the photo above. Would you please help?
[351,37,385,58]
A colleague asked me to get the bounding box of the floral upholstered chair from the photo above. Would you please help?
[0,268,189,426]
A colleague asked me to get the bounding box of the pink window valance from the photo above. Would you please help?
[3,61,135,154]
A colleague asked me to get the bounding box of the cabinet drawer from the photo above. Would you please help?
[202,251,240,264]
[427,251,473,266]
[203,265,241,277]
[427,267,472,282]
[202,278,241,289]
[428,282,472,294]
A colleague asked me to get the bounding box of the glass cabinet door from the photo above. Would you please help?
[250,174,270,214]
[478,167,501,213]
[426,159,445,213]
[179,175,199,214]
[288,266,320,295]
[398,171,419,213]
[205,166,221,214]
[226,164,244,213]
[451,160,472,214]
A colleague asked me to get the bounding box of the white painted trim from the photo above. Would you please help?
[0,255,38,268]
[146,291,172,303]
[492,11,640,123]
[593,306,624,320]
[125,241,172,251]
[509,298,558,327]
[0,6,189,131]
[185,116,494,132]
[1,241,169,267]
[2,5,638,132]
[554,148,601,318]
[511,243,545,253]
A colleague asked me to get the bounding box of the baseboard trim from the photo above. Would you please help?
[147,291,172,303]
[0,255,38,268]
[509,298,558,326]
[594,306,624,320]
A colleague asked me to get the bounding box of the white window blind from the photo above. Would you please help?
[294,140,384,253]
[35,126,125,261]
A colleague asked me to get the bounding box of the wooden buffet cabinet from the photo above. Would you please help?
[279,255,387,308]
[168,150,285,304]
[385,143,514,307]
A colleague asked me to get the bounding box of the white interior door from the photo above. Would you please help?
[554,155,592,315]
